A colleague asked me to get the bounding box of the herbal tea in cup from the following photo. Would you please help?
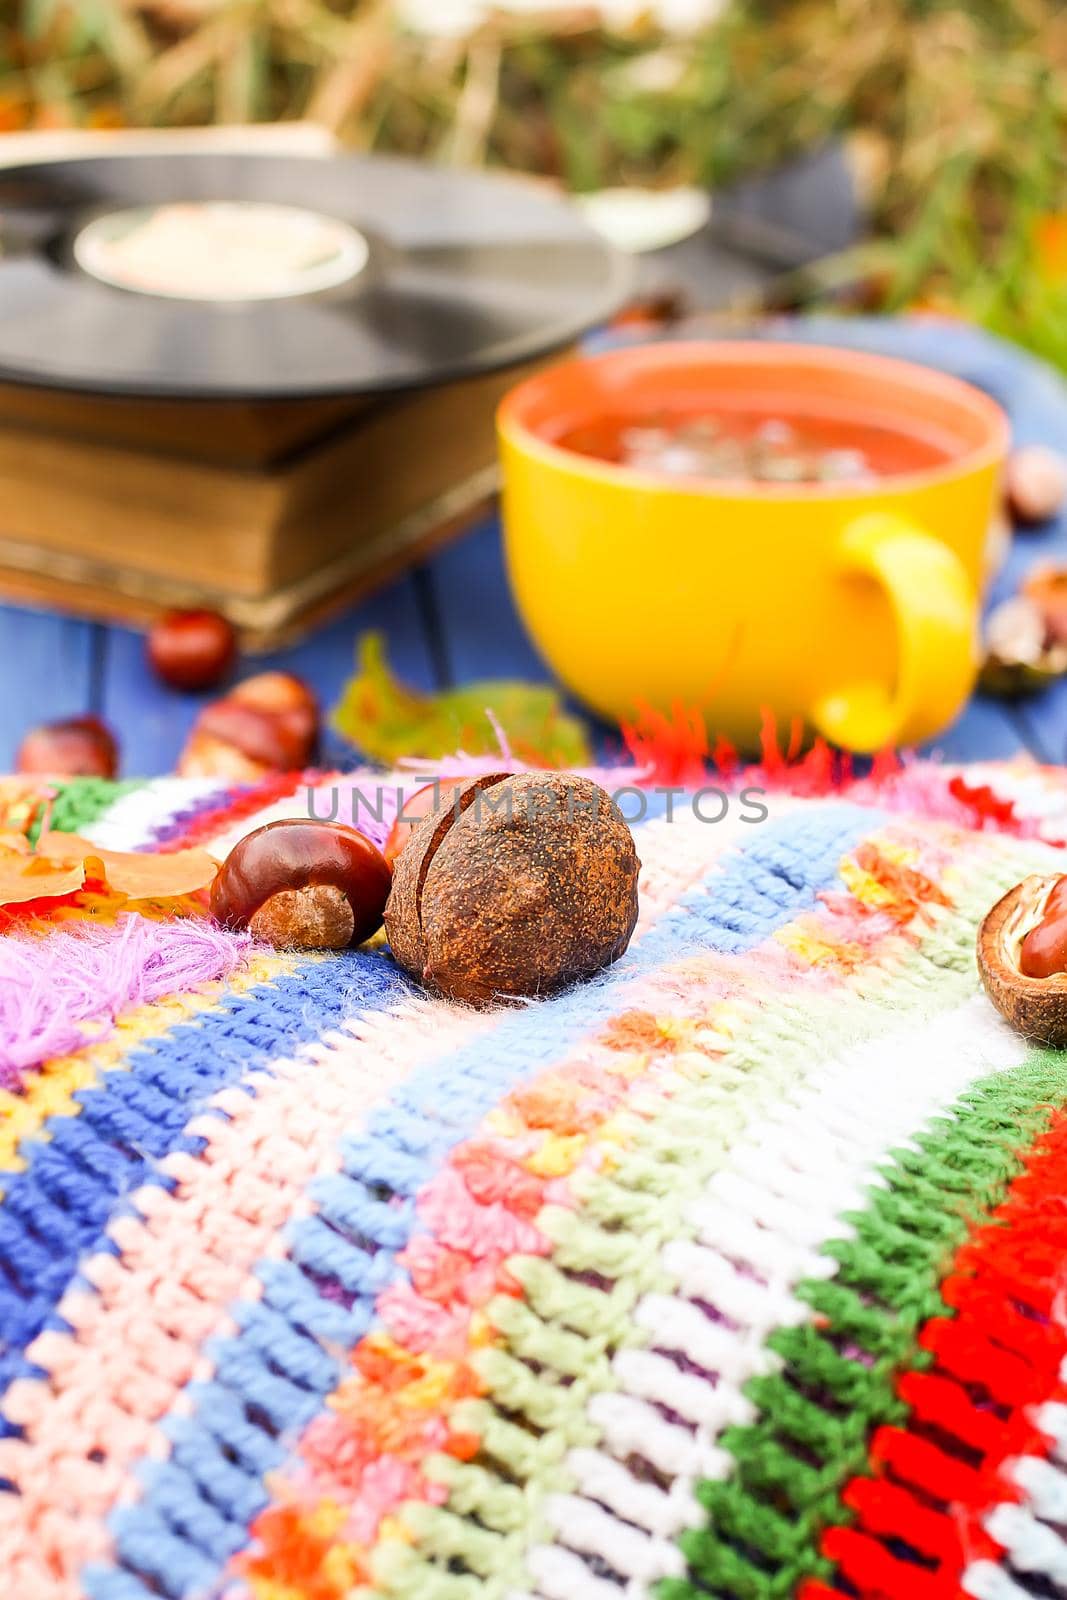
[553,408,954,485]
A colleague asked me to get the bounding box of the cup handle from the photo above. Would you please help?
[811,511,979,752]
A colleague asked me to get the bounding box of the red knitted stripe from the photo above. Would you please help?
[842,1478,959,1562]
[156,771,311,852]
[812,1107,1067,1600]
[821,1525,947,1599]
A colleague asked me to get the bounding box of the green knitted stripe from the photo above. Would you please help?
[374,835,1055,1600]
[662,1054,1067,1600]
[28,777,143,843]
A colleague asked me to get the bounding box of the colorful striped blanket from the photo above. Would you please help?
[3,758,1067,1600]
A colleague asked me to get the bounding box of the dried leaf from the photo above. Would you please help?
[35,831,219,898]
[0,856,86,906]
[332,633,592,768]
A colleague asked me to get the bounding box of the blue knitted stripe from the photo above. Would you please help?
[86,804,883,1600]
[0,947,409,1435]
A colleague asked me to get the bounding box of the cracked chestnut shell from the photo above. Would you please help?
[384,771,640,1007]
[383,777,467,865]
[977,874,1067,1045]
[211,818,391,951]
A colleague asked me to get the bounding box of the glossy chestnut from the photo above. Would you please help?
[15,714,119,779]
[211,818,392,951]
[179,671,319,779]
[1020,875,1067,977]
[148,609,237,692]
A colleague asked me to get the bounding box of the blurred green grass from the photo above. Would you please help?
[3,0,1067,337]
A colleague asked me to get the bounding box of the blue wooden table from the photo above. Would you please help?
[1,318,1065,776]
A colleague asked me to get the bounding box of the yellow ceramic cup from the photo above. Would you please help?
[498,342,1009,752]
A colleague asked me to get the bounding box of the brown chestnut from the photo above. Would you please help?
[384,771,640,1007]
[148,609,237,692]
[211,818,391,951]
[16,714,119,778]
[977,874,1067,1043]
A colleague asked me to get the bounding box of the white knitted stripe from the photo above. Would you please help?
[586,1392,727,1482]
[523,1544,627,1600]
[1035,1398,1067,1461]
[540,1496,686,1587]
[611,1344,759,1434]
[1010,1454,1067,1524]
[69,764,1065,860]
[633,1295,782,1386]
[984,1503,1067,1585]
[963,1562,1035,1600]
[957,1316,1067,1598]
[564,1450,701,1543]
[963,1436,1067,1599]
[531,997,1029,1596]
[80,778,223,849]
[539,1466,697,1595]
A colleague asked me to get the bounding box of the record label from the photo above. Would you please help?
[72,201,370,302]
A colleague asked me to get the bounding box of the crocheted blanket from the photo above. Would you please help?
[4,758,1067,1600]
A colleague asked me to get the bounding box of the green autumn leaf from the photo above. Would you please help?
[331,633,592,768]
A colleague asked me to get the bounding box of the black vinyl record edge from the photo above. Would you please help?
[0,152,633,402]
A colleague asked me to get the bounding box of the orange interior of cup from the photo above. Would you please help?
[500,341,1009,494]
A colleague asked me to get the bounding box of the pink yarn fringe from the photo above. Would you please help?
[0,914,251,1087]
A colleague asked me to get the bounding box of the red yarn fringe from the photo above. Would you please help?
[619,702,899,796]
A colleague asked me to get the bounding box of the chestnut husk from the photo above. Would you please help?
[977,874,1067,1045]
[384,771,641,1007]
[979,595,1067,700]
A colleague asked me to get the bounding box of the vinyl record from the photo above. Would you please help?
[0,153,630,400]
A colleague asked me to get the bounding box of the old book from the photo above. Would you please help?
[0,357,547,645]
